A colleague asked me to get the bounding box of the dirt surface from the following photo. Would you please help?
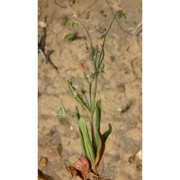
[38,0,142,180]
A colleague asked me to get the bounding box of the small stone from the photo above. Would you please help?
[38,21,47,28]
[70,126,74,131]
[39,156,48,167]
[136,149,142,161]
[110,55,116,62]
[117,107,122,112]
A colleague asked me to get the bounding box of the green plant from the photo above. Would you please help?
[64,32,77,41]
[53,9,126,180]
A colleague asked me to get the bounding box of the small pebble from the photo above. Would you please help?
[39,156,48,167]
[117,107,122,112]
[38,21,47,28]
[136,149,142,161]
[110,55,116,62]
[70,126,74,131]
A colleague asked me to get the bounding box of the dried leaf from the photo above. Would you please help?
[74,154,91,173]
[94,129,105,173]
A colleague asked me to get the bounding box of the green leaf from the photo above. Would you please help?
[99,63,104,72]
[78,127,88,157]
[67,81,90,112]
[73,106,80,124]
[70,20,78,28]
[95,100,101,128]
[64,33,76,41]
[52,101,67,118]
[94,100,101,152]
[78,117,95,165]
[102,123,112,142]
[117,10,126,20]
[52,110,60,117]
[67,81,76,98]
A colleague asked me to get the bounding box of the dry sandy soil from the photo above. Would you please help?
[38,0,142,180]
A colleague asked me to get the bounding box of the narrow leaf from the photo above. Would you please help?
[93,129,105,173]
[78,128,88,157]
[73,106,80,124]
[94,100,101,152]
[78,118,95,165]
[67,81,76,98]
[102,123,112,142]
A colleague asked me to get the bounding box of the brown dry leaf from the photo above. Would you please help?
[65,154,111,180]
[65,154,91,180]
[65,165,93,180]
[74,154,91,173]
[94,129,105,173]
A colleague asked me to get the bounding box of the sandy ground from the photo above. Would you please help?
[38,0,142,179]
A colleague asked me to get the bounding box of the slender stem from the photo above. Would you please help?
[89,83,92,109]
[93,76,98,111]
[75,18,94,56]
[98,11,119,65]
[83,93,90,109]
[102,11,119,47]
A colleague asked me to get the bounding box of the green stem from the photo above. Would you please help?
[75,18,94,57]
[93,76,98,112]
[89,83,92,109]
[98,11,119,66]
[102,11,119,47]
[83,93,90,109]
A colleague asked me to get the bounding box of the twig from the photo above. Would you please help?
[105,0,132,36]
[39,49,59,73]
[132,22,142,36]
[38,17,59,73]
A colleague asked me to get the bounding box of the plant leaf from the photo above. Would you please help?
[102,123,112,142]
[93,129,105,173]
[52,101,67,118]
[67,81,90,112]
[73,106,80,123]
[70,20,78,28]
[117,10,126,20]
[73,109,88,157]
[67,81,76,98]
[78,127,88,157]
[78,117,95,165]
[93,123,112,172]
[64,33,76,41]
[94,100,101,153]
